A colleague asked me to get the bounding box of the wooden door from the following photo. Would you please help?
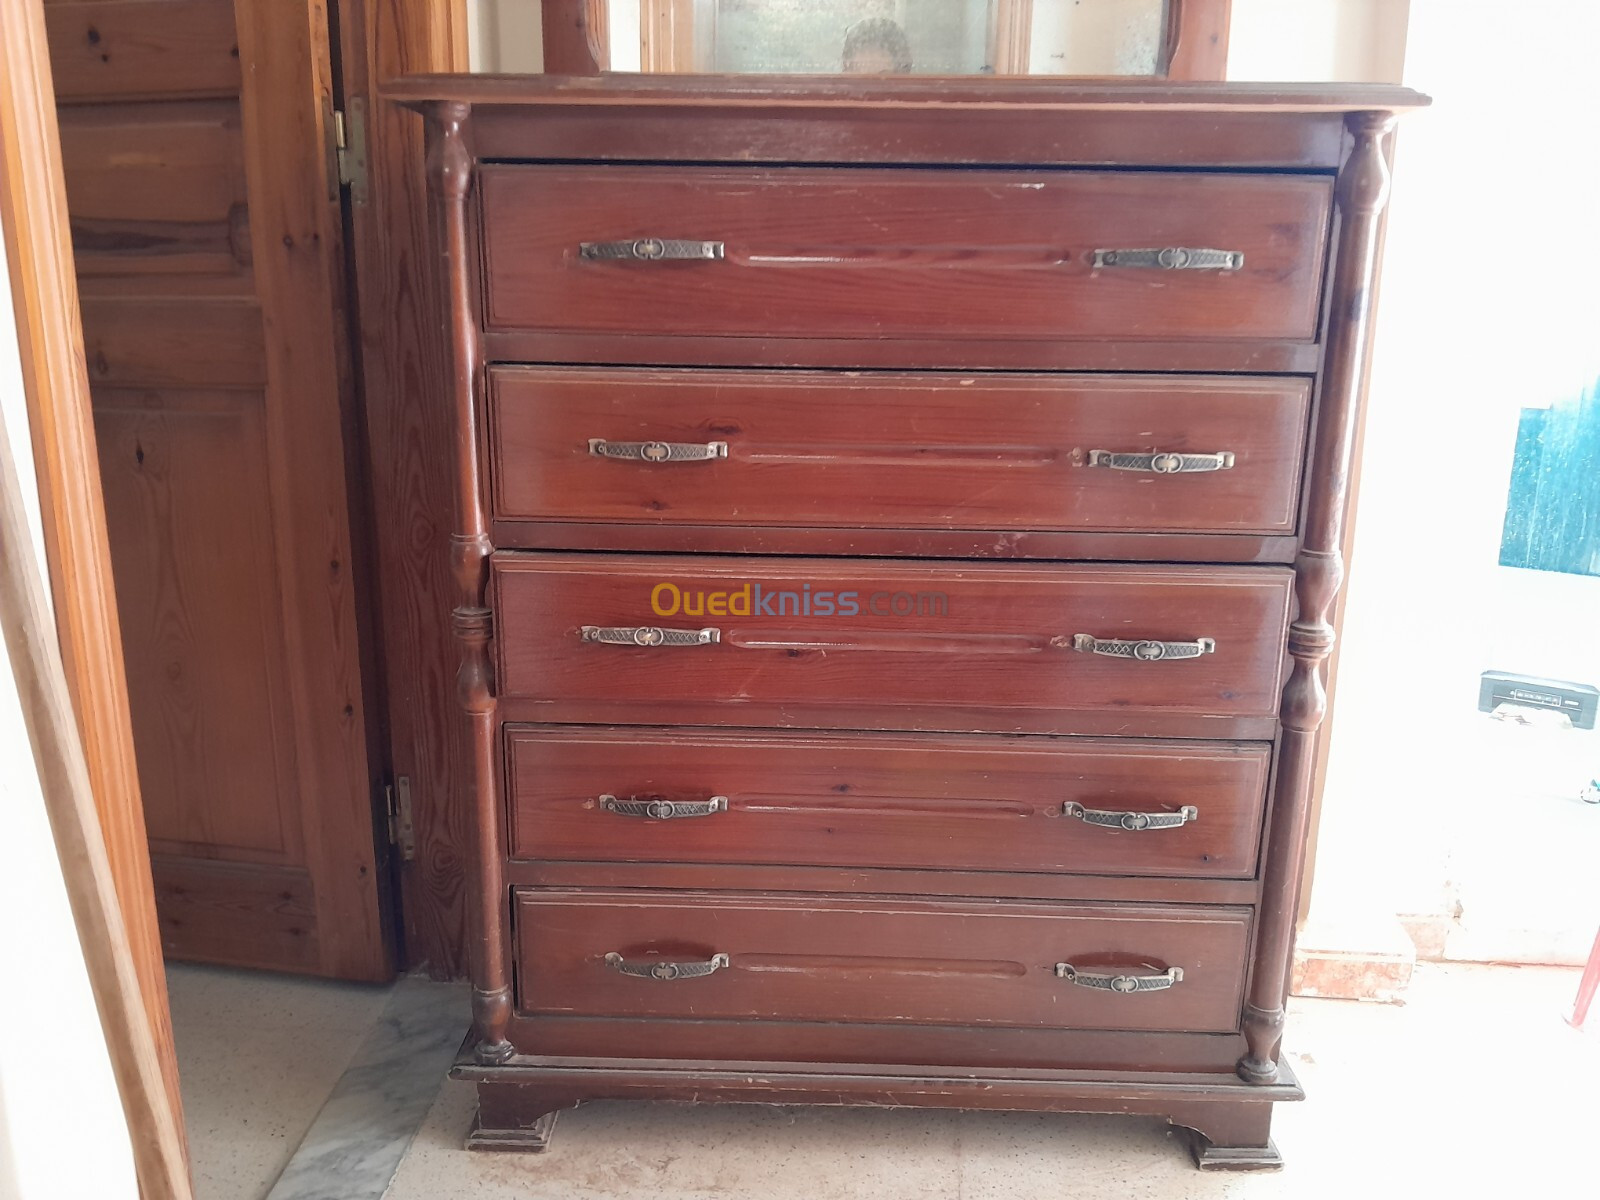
[44,0,392,980]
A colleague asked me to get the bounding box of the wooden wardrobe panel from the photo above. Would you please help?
[93,388,300,862]
[46,0,242,102]
[50,0,392,981]
[57,101,250,280]
[79,296,265,387]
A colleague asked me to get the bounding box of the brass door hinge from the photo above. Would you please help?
[384,776,416,861]
[333,97,369,205]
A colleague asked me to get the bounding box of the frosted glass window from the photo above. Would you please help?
[601,0,1169,76]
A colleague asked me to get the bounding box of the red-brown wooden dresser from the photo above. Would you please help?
[393,75,1428,1169]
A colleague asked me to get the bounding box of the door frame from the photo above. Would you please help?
[0,0,183,1146]
[0,0,186,1183]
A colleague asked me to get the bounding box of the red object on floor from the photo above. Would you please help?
[1570,926,1600,1029]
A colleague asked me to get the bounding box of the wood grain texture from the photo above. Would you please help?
[335,0,471,980]
[57,100,250,279]
[501,1017,1248,1075]
[427,100,512,1060]
[515,889,1251,1033]
[399,78,1426,1155]
[0,0,185,1163]
[541,0,606,75]
[149,855,318,971]
[491,523,1300,565]
[1239,113,1398,1086]
[1165,0,1231,82]
[492,554,1294,737]
[506,726,1270,879]
[46,0,241,102]
[79,295,264,386]
[48,0,391,981]
[468,104,1350,171]
[232,0,388,981]
[489,368,1312,538]
[385,74,1430,114]
[510,859,1258,908]
[479,166,1333,346]
[92,387,302,863]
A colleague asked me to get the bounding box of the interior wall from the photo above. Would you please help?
[1311,0,1600,956]
[1228,0,1409,83]
[472,0,544,71]
[0,219,137,1200]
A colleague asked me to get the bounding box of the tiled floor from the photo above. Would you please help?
[170,961,1597,1199]
[167,964,393,1199]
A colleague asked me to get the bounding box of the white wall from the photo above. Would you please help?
[1229,0,1409,83]
[1310,0,1600,951]
[0,228,138,1198]
[471,0,544,72]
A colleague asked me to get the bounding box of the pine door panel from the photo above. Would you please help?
[49,0,391,980]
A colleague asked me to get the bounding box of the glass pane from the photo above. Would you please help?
[1029,0,1165,76]
[601,0,1169,77]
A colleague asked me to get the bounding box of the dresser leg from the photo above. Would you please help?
[465,1081,581,1153]
[1170,1102,1283,1171]
[465,1109,559,1153]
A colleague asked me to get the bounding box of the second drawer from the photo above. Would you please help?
[506,726,1270,879]
[489,367,1312,538]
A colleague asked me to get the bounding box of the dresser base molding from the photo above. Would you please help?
[452,1052,1301,1167]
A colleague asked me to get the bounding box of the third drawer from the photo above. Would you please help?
[506,726,1270,879]
[492,553,1293,738]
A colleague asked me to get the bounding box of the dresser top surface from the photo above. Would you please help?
[386,74,1429,117]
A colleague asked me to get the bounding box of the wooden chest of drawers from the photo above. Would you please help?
[396,74,1426,1169]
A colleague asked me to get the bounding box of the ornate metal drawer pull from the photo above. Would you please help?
[604,952,730,981]
[579,238,725,261]
[1063,803,1199,831]
[1087,450,1235,474]
[600,795,729,820]
[588,438,729,463]
[1069,635,1215,661]
[580,626,720,647]
[1054,964,1184,993]
[1092,247,1244,271]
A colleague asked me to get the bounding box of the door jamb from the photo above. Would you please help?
[0,0,187,1183]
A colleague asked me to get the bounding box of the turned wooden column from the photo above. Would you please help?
[1239,110,1396,1084]
[425,100,513,1064]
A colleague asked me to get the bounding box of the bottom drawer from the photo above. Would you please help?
[515,889,1250,1035]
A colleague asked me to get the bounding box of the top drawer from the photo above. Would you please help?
[477,166,1333,350]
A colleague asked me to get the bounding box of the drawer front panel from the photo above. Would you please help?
[492,554,1293,735]
[506,727,1270,879]
[514,889,1250,1034]
[490,369,1312,537]
[479,166,1332,346]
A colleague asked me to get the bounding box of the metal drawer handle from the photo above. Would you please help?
[589,438,728,463]
[600,795,729,820]
[1055,964,1185,993]
[1063,803,1199,831]
[1088,450,1235,474]
[1092,247,1244,271]
[581,626,720,647]
[1068,635,1216,661]
[579,238,725,261]
[604,952,730,981]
